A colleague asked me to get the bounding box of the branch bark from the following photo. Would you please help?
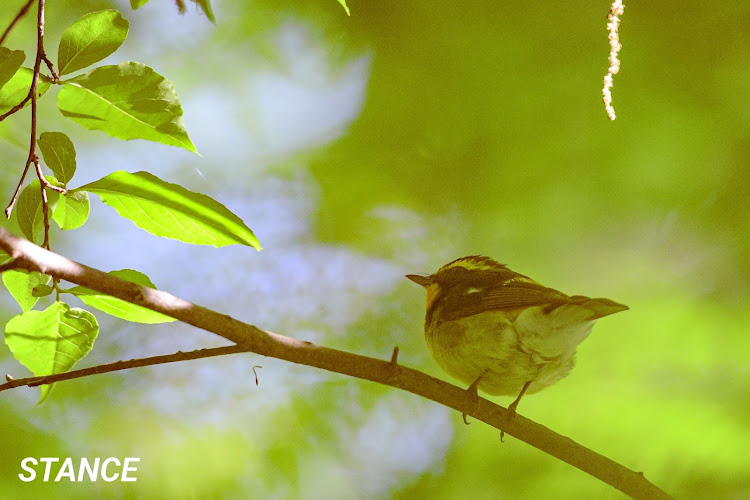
[1,345,248,390]
[4,0,59,234]
[0,0,35,47]
[0,228,674,499]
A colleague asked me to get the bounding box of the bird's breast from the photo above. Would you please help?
[424,306,591,396]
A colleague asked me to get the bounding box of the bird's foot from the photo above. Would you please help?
[499,408,518,442]
[500,380,532,442]
[463,370,489,425]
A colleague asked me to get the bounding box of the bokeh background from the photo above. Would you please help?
[1,0,749,498]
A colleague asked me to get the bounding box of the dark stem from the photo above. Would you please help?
[5,0,50,225]
[0,0,35,47]
[0,94,32,122]
[32,157,50,248]
[41,53,59,82]
[4,160,32,218]
[0,345,248,391]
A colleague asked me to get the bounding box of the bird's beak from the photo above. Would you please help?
[406,274,432,287]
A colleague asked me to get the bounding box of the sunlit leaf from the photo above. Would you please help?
[76,170,261,249]
[0,68,51,115]
[58,10,129,76]
[130,0,151,8]
[67,269,175,324]
[0,47,25,90]
[194,0,216,22]
[57,62,197,153]
[52,191,89,230]
[32,283,55,297]
[2,270,51,312]
[337,0,350,16]
[38,131,77,183]
[16,178,60,243]
[4,301,98,404]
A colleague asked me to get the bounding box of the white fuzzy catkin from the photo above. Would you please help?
[603,0,624,120]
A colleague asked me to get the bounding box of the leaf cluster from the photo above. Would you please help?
[0,7,259,403]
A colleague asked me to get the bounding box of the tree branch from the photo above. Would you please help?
[0,227,674,500]
[0,0,35,47]
[4,0,58,229]
[1,345,248,391]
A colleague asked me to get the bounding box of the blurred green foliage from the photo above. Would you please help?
[1,0,749,499]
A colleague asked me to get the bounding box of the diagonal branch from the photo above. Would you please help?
[1,345,248,391]
[0,227,674,500]
[0,93,31,122]
[0,0,35,47]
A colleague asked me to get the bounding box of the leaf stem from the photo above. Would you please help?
[5,0,55,250]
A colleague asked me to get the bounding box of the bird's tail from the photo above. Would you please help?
[567,296,629,319]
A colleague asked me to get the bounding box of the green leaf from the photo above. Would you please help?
[130,0,151,8]
[0,68,51,115]
[32,284,55,297]
[2,270,51,311]
[0,48,26,90]
[38,132,77,183]
[66,269,175,324]
[4,301,99,404]
[337,0,350,15]
[57,62,197,153]
[58,10,129,76]
[52,191,89,230]
[16,181,42,241]
[16,178,60,243]
[194,0,216,22]
[76,171,261,249]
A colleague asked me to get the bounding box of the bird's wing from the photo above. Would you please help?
[482,283,628,318]
[436,277,628,324]
[479,280,570,311]
[437,280,568,323]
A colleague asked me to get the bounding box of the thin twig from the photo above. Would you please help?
[4,160,32,218]
[44,182,66,194]
[5,0,52,224]
[390,346,399,364]
[41,53,58,82]
[0,228,674,500]
[0,0,35,47]
[0,93,32,122]
[0,345,248,391]
[32,156,50,248]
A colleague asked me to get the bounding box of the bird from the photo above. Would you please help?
[406,255,628,430]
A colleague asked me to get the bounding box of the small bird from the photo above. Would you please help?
[407,256,628,425]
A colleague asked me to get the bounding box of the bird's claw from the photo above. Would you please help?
[499,408,518,442]
[462,370,488,425]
